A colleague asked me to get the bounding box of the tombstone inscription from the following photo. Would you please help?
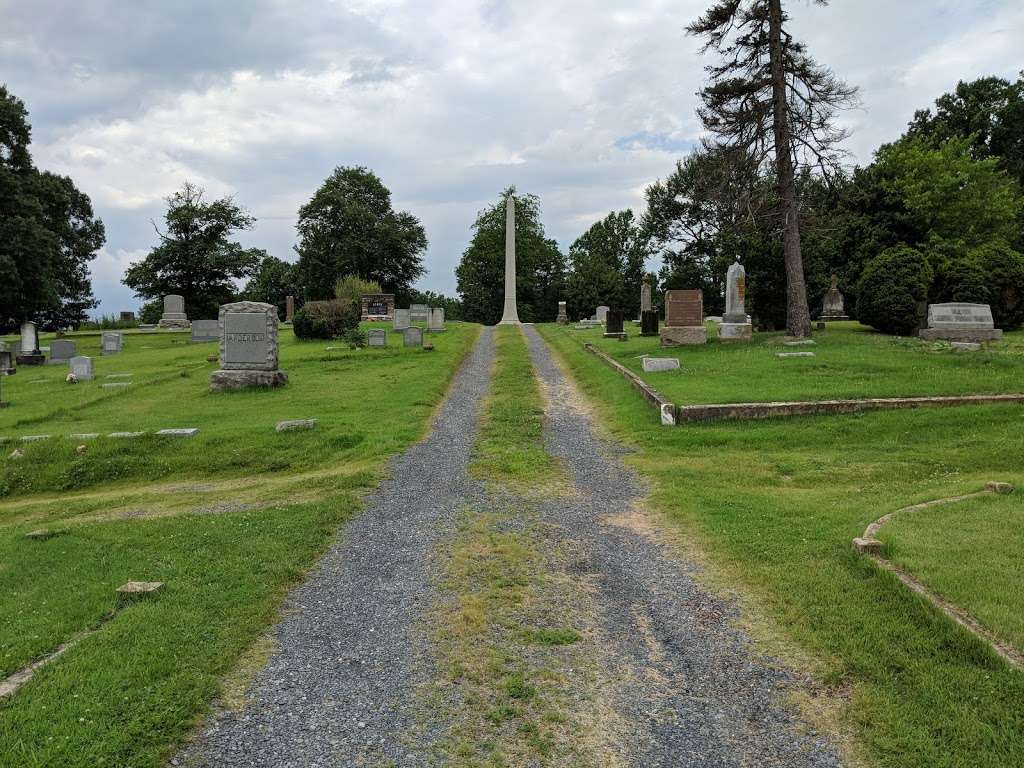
[919,303,1002,342]
[210,301,288,391]
[661,290,707,346]
[368,329,387,347]
[361,294,396,321]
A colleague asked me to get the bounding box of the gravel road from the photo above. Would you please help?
[523,325,842,767]
[179,327,494,768]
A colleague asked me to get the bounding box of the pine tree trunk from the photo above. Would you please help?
[768,0,812,338]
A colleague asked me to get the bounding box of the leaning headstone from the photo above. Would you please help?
[191,320,219,343]
[361,294,396,321]
[820,274,849,321]
[16,322,45,365]
[69,356,94,381]
[642,357,680,373]
[719,262,753,342]
[428,307,446,332]
[158,294,190,329]
[101,331,123,355]
[409,304,430,324]
[661,290,707,346]
[556,301,569,325]
[403,326,424,348]
[393,309,411,331]
[368,329,387,347]
[919,303,1002,343]
[595,306,610,324]
[641,310,659,337]
[604,310,625,337]
[48,339,76,365]
[210,301,288,392]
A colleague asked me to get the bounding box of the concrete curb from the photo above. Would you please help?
[583,343,676,425]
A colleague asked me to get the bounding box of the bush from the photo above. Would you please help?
[334,275,382,309]
[970,240,1024,330]
[932,255,989,305]
[343,327,368,349]
[139,299,163,324]
[292,300,360,340]
[856,245,933,335]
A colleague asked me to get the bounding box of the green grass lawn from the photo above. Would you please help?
[0,322,479,767]
[0,324,476,498]
[538,322,1024,768]
[570,321,1024,405]
[881,492,1024,655]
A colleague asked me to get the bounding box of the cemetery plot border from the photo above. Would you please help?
[583,343,676,426]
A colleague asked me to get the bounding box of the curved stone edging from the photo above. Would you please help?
[853,482,1022,668]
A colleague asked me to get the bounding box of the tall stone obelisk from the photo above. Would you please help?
[498,193,521,325]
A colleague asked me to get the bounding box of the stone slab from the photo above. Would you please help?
[660,326,707,346]
[109,431,146,438]
[920,328,1002,342]
[783,339,816,346]
[117,581,164,595]
[926,302,995,330]
[951,342,982,352]
[642,357,681,373]
[156,428,199,437]
[777,352,816,358]
[190,320,219,343]
[275,419,317,432]
[68,433,100,439]
[20,435,50,442]
[101,383,131,389]
[718,323,752,342]
[210,369,288,392]
[584,343,676,427]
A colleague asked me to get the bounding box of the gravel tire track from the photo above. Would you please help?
[179,327,495,768]
[523,325,842,768]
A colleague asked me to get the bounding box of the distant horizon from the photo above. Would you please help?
[4,0,1022,318]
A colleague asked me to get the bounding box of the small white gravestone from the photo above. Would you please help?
[642,358,681,373]
[367,329,387,347]
[428,307,446,332]
[158,294,190,329]
[919,303,1002,343]
[719,262,753,342]
[101,332,123,355]
[69,356,94,380]
[210,301,288,391]
[403,326,423,348]
[595,306,610,323]
[275,419,317,432]
[16,321,45,365]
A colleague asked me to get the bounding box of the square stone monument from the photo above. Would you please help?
[403,326,423,348]
[210,301,288,391]
[428,307,446,332]
[101,331,123,355]
[158,294,190,329]
[49,339,77,364]
[661,290,707,346]
[368,329,387,347]
[361,294,396,321]
[919,303,1002,342]
[719,262,753,342]
[190,320,219,343]
[604,310,625,337]
[393,308,411,331]
[69,356,94,381]
[556,301,568,324]
[16,322,45,365]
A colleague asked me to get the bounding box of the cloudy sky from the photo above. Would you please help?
[2,0,1022,316]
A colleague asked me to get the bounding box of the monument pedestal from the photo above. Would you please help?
[660,326,707,346]
[819,314,849,322]
[718,322,752,342]
[16,354,45,366]
[158,314,190,330]
[919,328,1002,342]
[210,370,288,392]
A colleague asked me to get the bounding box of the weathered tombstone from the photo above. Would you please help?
[556,301,568,324]
[361,294,396,321]
[285,295,295,323]
[403,326,424,348]
[820,274,849,321]
[16,322,45,365]
[640,277,654,314]
[48,339,76,364]
[368,329,387,347]
[393,308,411,331]
[642,357,681,373]
[210,301,288,391]
[641,310,659,337]
[428,307,446,332]
[190,320,219,343]
[919,303,1002,342]
[661,290,707,346]
[595,306,609,324]
[69,356,94,381]
[604,310,625,337]
[409,304,430,324]
[719,262,753,342]
[101,331,123,355]
[0,347,14,375]
[158,294,190,329]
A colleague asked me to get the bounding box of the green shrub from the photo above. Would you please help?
[856,245,933,335]
[139,299,163,324]
[334,275,382,309]
[932,255,989,304]
[343,327,368,349]
[970,240,1024,329]
[292,300,360,340]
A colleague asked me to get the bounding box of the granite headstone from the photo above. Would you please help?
[210,301,288,391]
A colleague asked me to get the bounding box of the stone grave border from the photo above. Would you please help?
[583,343,676,426]
[852,481,1021,669]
